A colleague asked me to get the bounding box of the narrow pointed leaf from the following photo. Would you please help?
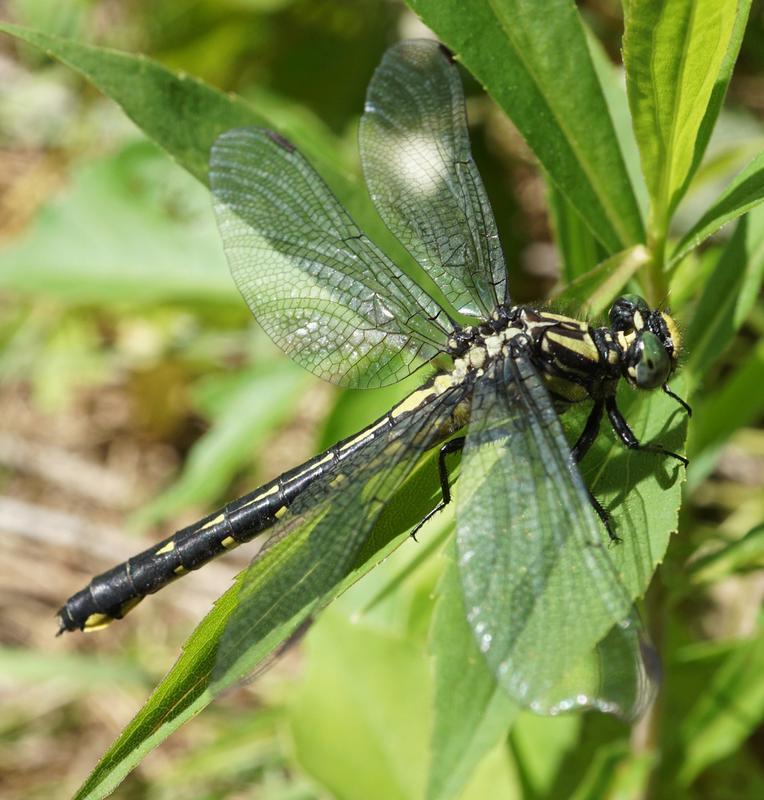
[622,0,751,233]
[585,27,649,220]
[684,204,764,382]
[0,23,346,191]
[406,0,644,252]
[672,151,764,265]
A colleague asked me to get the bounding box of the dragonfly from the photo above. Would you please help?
[57,40,690,718]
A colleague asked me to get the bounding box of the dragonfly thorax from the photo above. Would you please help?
[444,296,684,411]
[446,306,525,384]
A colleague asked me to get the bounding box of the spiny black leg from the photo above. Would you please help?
[572,398,604,463]
[572,400,619,543]
[410,437,466,541]
[586,488,620,544]
[605,395,689,467]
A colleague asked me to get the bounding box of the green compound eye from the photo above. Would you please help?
[633,332,671,389]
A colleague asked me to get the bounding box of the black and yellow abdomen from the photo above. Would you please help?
[57,373,467,633]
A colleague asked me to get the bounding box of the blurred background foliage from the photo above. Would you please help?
[0,1,762,798]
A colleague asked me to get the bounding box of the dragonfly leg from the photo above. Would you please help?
[571,398,604,462]
[410,436,466,541]
[605,396,689,467]
[587,490,619,544]
[572,400,619,543]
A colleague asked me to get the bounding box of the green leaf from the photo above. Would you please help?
[72,577,241,800]
[622,0,751,237]
[72,529,325,800]
[547,179,603,283]
[0,23,258,184]
[547,28,648,281]
[687,522,764,588]
[684,205,764,383]
[289,608,431,800]
[675,633,764,785]
[0,23,338,188]
[553,245,650,315]
[427,550,517,800]
[687,338,764,489]
[0,143,235,304]
[581,374,690,602]
[585,26,649,221]
[132,362,309,527]
[672,151,764,265]
[406,0,644,252]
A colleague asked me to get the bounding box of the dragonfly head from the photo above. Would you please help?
[609,295,689,413]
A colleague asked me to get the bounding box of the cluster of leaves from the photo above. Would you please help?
[1,0,762,798]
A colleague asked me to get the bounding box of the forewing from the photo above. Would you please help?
[214,380,471,683]
[360,39,507,319]
[210,127,450,388]
[455,352,656,718]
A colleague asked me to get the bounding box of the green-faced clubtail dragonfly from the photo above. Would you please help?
[58,40,689,717]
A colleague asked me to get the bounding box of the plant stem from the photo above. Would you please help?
[647,225,669,305]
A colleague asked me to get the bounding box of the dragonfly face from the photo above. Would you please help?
[57,39,690,720]
[608,294,687,404]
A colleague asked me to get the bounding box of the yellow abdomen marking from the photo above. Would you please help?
[83,612,114,632]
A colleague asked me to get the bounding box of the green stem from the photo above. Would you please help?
[647,224,669,305]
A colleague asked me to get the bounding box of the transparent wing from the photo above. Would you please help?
[455,351,657,719]
[360,39,507,319]
[214,380,471,683]
[210,127,451,388]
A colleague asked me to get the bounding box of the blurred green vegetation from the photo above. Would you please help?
[0,1,762,799]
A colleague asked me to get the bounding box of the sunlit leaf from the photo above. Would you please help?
[622,0,751,236]
[407,0,644,252]
[70,449,447,800]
